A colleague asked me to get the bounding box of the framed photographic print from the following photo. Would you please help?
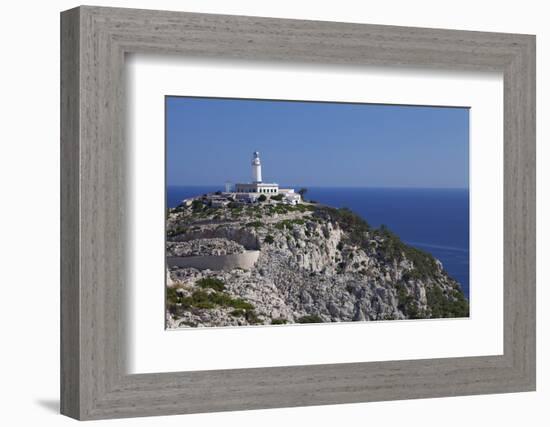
[61,6,536,420]
[164,97,471,329]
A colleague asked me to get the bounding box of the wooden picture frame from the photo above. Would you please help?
[60,5,536,420]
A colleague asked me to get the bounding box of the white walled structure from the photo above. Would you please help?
[235,182,279,194]
[279,188,302,205]
[228,152,302,204]
[235,151,280,194]
[167,250,260,272]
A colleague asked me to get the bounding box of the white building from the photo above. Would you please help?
[229,152,302,204]
[278,188,301,205]
[235,152,280,195]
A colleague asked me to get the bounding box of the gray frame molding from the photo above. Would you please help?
[60,6,536,420]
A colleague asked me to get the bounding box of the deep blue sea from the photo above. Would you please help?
[167,186,469,299]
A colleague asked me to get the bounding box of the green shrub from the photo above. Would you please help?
[297,314,323,324]
[271,318,288,325]
[166,287,182,305]
[183,290,216,309]
[203,292,254,310]
[258,194,267,202]
[264,235,275,244]
[196,277,225,292]
[191,199,204,211]
[230,309,245,317]
[245,310,262,324]
[270,194,284,201]
[374,226,438,279]
[178,320,198,327]
[402,269,422,281]
[294,204,315,212]
[274,222,286,230]
[275,219,305,230]
[314,206,370,246]
[171,204,187,214]
[426,286,469,318]
[227,297,255,310]
[166,226,187,237]
[170,288,255,312]
[395,283,420,318]
[230,308,260,323]
[272,205,291,214]
[246,220,263,228]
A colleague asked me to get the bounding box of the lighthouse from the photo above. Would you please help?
[252,151,262,183]
[235,152,300,204]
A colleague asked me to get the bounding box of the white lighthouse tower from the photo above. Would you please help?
[235,152,300,202]
[252,151,262,183]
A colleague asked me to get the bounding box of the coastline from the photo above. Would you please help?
[167,185,470,299]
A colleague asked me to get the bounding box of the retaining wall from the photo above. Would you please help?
[167,250,260,271]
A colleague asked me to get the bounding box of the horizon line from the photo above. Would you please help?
[166,184,469,190]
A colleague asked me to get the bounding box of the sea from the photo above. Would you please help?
[167,186,470,299]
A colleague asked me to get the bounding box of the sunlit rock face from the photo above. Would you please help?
[165,199,469,329]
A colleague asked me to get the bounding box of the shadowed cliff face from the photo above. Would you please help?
[165,198,469,328]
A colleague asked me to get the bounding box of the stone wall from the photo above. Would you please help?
[167,250,260,271]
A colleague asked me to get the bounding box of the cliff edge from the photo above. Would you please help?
[166,197,469,328]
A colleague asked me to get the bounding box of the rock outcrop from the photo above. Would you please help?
[166,238,245,257]
[166,198,469,328]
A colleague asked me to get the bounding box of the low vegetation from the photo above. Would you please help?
[315,206,439,280]
[314,206,370,247]
[230,308,262,324]
[297,314,323,323]
[245,220,263,228]
[274,218,306,230]
[395,284,423,319]
[166,226,187,238]
[376,225,438,279]
[196,277,225,292]
[191,199,204,211]
[426,285,469,318]
[167,277,255,312]
[170,288,254,310]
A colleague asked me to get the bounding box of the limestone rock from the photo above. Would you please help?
[165,200,469,328]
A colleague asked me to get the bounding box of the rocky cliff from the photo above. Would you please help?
[166,197,469,328]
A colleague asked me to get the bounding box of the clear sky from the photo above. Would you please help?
[166,96,469,189]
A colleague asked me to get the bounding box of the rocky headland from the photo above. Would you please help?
[166,195,469,328]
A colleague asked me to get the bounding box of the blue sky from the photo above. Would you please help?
[166,96,469,189]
